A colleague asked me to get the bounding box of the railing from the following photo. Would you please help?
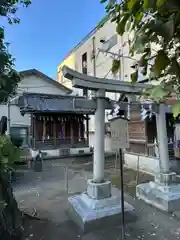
[32,137,89,149]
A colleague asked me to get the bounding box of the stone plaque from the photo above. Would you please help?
[110,117,129,151]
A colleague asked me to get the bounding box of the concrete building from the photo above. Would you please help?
[57,16,138,151]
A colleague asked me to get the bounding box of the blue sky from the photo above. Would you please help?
[2,0,105,78]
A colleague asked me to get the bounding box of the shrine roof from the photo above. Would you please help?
[17,92,94,115]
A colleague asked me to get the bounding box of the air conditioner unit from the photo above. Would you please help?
[100,34,118,52]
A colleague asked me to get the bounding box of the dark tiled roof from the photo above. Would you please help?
[20,69,72,94]
[18,92,94,115]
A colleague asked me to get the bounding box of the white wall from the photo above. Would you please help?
[18,75,66,95]
[0,74,67,128]
[0,105,30,127]
[124,153,159,175]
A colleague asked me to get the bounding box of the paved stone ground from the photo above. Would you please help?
[12,159,180,240]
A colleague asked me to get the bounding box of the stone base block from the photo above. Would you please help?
[136,181,180,212]
[87,179,111,199]
[155,172,177,185]
[67,191,136,232]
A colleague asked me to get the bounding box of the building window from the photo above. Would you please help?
[82,52,87,75]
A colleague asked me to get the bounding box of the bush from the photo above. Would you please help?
[10,135,23,148]
[0,135,20,172]
[0,135,22,239]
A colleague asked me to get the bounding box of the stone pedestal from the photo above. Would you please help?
[136,172,180,212]
[87,179,111,199]
[68,180,136,232]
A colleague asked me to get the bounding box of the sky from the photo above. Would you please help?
[2,0,106,78]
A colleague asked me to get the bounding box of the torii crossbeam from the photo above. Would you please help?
[63,66,153,93]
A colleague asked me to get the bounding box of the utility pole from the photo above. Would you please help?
[92,36,96,77]
[6,96,20,135]
[7,100,10,135]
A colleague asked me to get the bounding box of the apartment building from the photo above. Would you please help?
[57,16,137,150]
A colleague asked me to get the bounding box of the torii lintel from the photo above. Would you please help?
[62,66,154,94]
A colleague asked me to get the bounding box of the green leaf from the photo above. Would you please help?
[143,0,156,9]
[131,70,138,83]
[172,103,180,118]
[153,19,174,40]
[175,11,180,25]
[100,0,108,3]
[125,19,132,32]
[116,14,129,35]
[111,59,121,74]
[139,50,150,67]
[150,86,169,102]
[135,12,144,24]
[128,0,137,9]
[116,22,124,36]
[154,50,170,76]
[168,57,180,77]
[163,19,174,41]
[156,0,166,8]
[133,34,148,53]
[143,0,149,9]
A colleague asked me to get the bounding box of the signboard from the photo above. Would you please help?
[110,117,129,151]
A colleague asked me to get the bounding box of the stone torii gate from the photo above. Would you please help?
[62,66,180,231]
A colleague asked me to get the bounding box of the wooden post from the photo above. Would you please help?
[32,115,36,149]
[70,117,74,145]
[53,117,57,147]
[42,116,46,143]
[80,117,84,141]
[86,114,89,145]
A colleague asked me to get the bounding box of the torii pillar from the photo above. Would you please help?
[62,67,153,232]
[136,103,180,212]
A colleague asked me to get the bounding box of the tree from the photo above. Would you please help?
[0,2,31,239]
[0,0,31,103]
[101,0,180,116]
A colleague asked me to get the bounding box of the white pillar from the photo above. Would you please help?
[156,104,170,173]
[93,89,105,183]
